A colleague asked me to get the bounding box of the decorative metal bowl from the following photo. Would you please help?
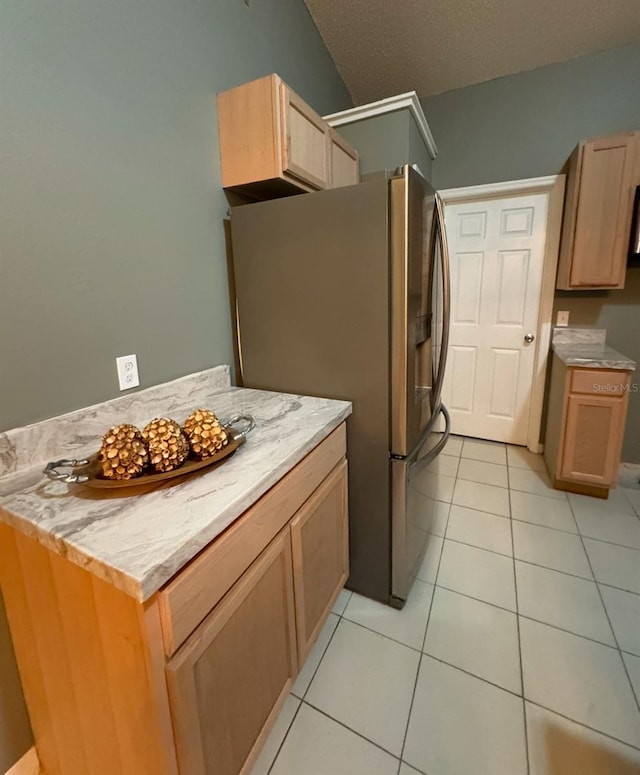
[43,414,255,488]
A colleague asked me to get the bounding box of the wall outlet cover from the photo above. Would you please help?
[116,354,140,391]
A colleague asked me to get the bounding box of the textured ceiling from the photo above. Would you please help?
[304,0,640,102]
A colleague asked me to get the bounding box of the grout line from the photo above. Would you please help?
[525,698,640,754]
[440,529,599,584]
[420,650,523,700]
[596,579,640,598]
[433,581,516,615]
[301,700,402,763]
[340,525,635,688]
[512,514,640,554]
[397,480,454,771]
[506,457,531,775]
[264,697,304,775]
[516,612,620,652]
[565,496,640,718]
[340,615,425,656]
[276,445,640,773]
[444,534,513,558]
[290,614,341,701]
[576,532,640,553]
[304,623,640,760]
[514,556,594,583]
[434,580,625,653]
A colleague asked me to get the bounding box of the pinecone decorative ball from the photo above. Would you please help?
[183,409,229,459]
[99,424,149,480]
[142,417,189,473]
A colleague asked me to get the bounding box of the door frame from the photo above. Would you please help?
[439,175,566,453]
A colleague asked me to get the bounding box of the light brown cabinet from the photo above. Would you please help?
[557,131,639,290]
[0,424,348,775]
[328,128,360,189]
[166,529,297,775]
[217,74,358,198]
[291,460,348,664]
[544,356,630,496]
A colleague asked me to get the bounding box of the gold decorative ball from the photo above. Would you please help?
[98,424,149,480]
[142,417,189,473]
[183,408,229,459]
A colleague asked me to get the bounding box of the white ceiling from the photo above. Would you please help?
[304,0,640,103]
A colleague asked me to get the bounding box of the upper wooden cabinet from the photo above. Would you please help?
[217,74,359,198]
[328,128,360,189]
[557,131,639,290]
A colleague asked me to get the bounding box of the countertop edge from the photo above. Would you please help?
[0,404,351,602]
[552,345,637,372]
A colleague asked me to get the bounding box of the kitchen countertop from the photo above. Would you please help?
[552,343,637,371]
[551,326,636,371]
[0,367,351,602]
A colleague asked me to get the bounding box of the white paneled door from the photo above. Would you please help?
[441,194,548,445]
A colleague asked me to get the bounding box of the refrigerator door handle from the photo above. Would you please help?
[403,402,451,469]
[428,404,451,460]
[430,192,451,412]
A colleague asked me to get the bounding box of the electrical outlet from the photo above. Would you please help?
[116,354,140,391]
[556,311,570,327]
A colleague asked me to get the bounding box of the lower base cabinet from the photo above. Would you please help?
[544,356,630,496]
[0,424,348,775]
[171,454,349,775]
[167,530,297,775]
[291,461,348,664]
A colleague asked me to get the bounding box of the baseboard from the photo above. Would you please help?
[5,748,40,775]
[618,462,640,489]
[552,478,609,499]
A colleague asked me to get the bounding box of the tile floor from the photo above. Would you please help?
[250,436,640,775]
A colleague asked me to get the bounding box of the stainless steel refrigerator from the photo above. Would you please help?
[230,165,451,607]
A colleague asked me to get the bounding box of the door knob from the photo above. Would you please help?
[524,333,535,343]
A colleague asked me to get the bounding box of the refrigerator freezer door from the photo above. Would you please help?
[390,406,451,607]
[390,166,438,457]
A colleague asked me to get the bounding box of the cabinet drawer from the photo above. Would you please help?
[158,424,347,656]
[570,369,630,396]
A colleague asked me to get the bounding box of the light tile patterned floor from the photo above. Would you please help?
[250,436,640,775]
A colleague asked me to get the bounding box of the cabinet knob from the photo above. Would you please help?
[524,333,535,343]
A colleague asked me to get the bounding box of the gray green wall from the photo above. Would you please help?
[336,109,434,180]
[422,42,640,190]
[0,595,32,772]
[422,43,640,462]
[0,0,350,768]
[0,0,350,435]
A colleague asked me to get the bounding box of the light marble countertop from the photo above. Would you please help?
[551,327,636,371]
[553,344,636,371]
[0,367,351,601]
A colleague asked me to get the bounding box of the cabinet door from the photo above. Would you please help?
[567,133,638,288]
[166,529,297,775]
[560,393,627,486]
[329,129,359,189]
[290,461,349,664]
[280,83,330,190]
[217,74,281,189]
